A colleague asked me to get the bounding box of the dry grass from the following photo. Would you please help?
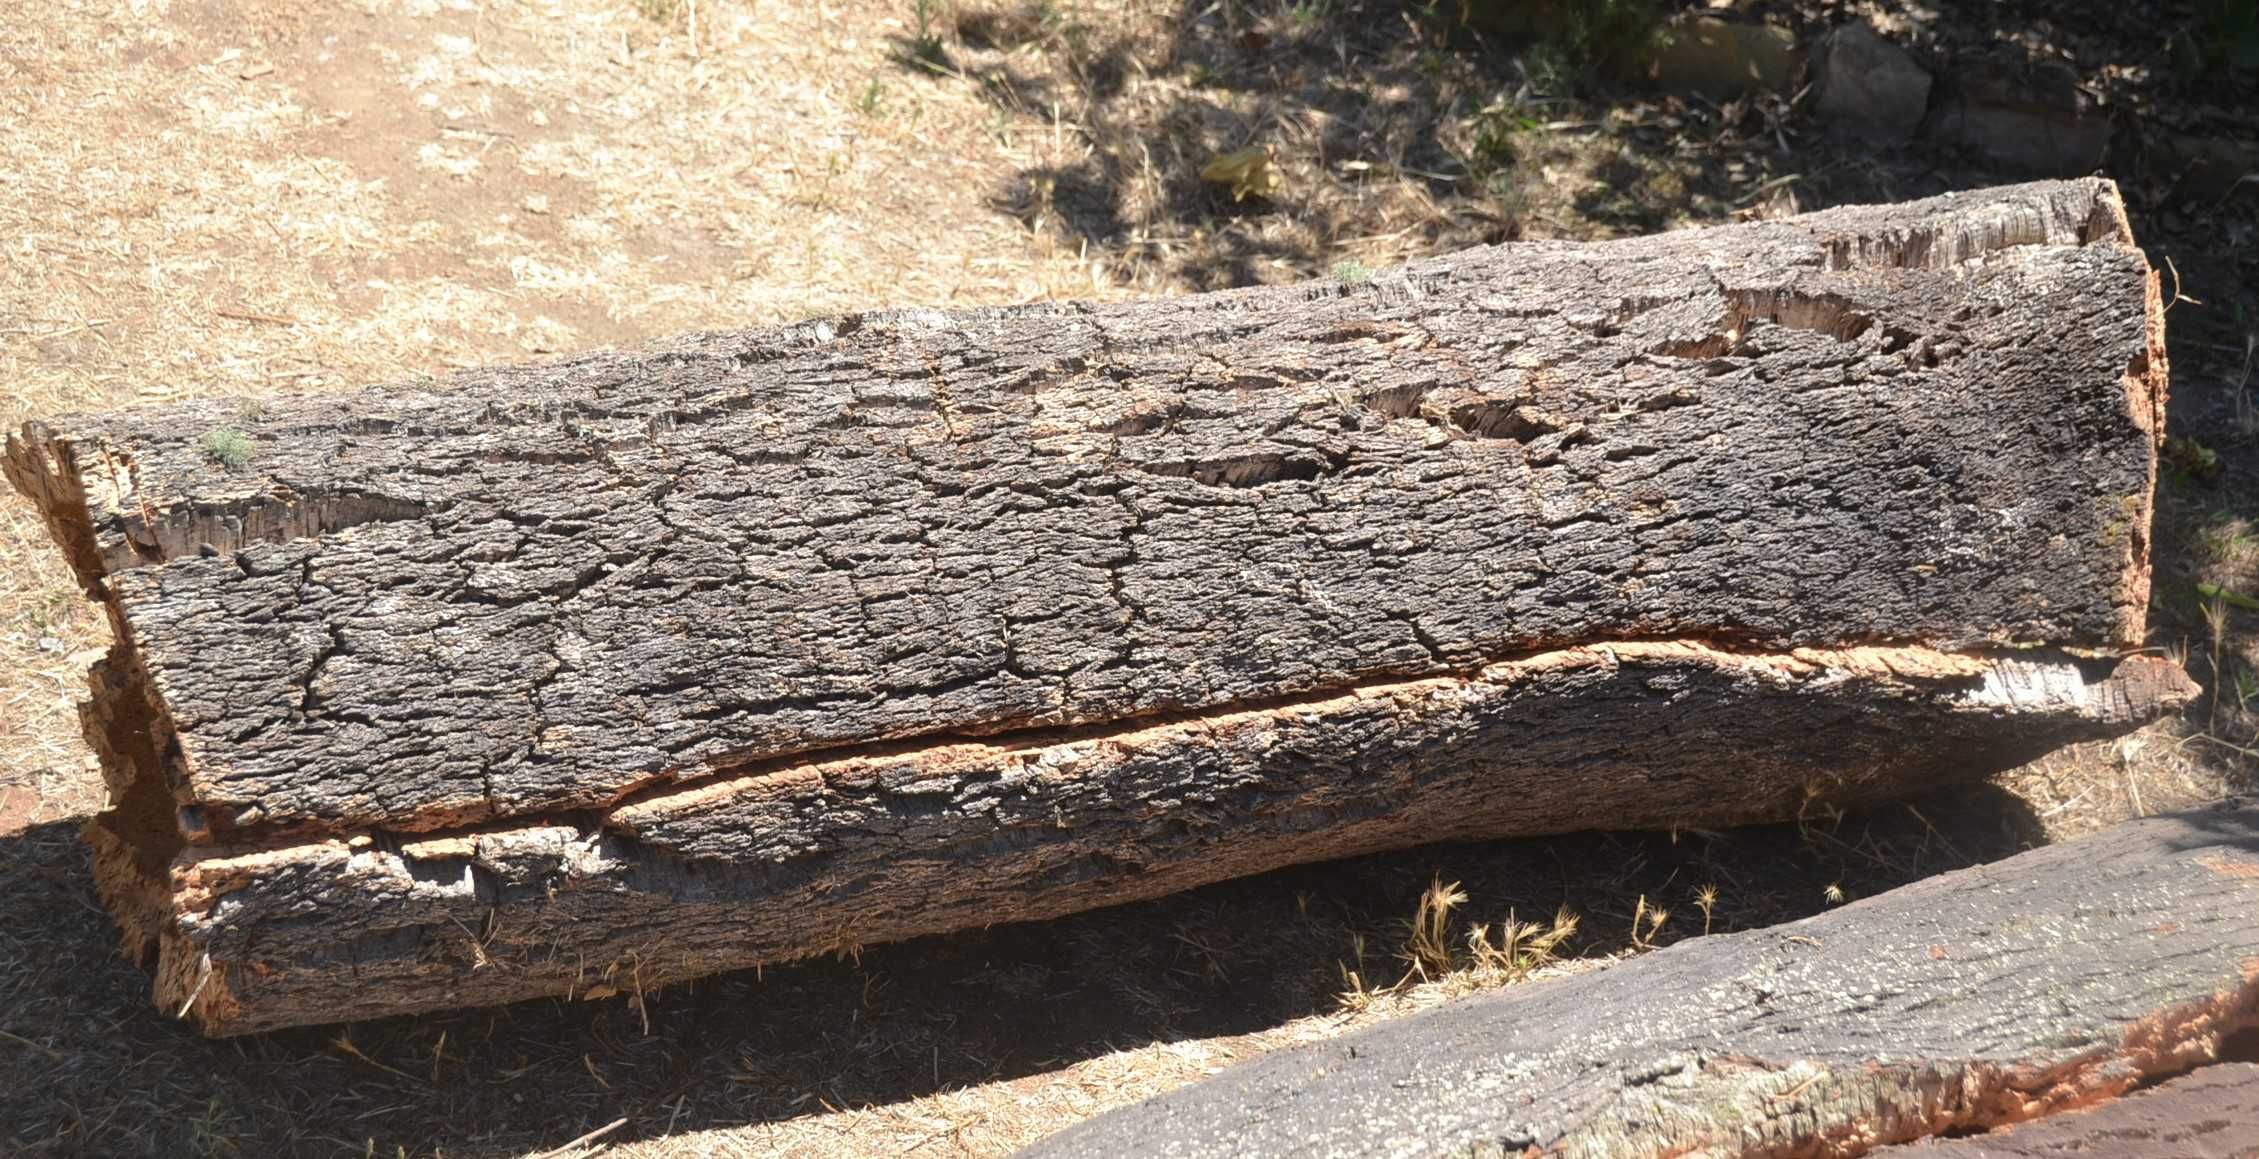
[1,0,2255,1155]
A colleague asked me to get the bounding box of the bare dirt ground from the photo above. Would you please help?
[1,1,2254,1155]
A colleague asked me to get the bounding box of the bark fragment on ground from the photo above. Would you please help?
[1025,800,2259,1159]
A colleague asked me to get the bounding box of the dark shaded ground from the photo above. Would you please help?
[3,1,2256,1155]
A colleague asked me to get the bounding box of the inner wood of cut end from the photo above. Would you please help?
[79,648,187,967]
[2117,255,2172,639]
[80,645,248,1033]
[0,425,110,597]
[1765,957,2259,1155]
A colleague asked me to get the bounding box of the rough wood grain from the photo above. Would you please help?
[1025,799,2259,1159]
[8,178,2167,842]
[1875,1062,2259,1157]
[89,642,2191,1036]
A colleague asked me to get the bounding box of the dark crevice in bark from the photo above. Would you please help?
[124,485,436,578]
[1130,448,1341,487]
[1817,178,2135,272]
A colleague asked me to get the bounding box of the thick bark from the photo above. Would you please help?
[86,641,2191,1036]
[1027,799,2259,1159]
[4,178,2194,1035]
[8,179,2165,841]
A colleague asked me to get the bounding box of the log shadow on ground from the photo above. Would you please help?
[0,782,2048,1156]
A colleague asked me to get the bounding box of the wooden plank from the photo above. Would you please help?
[1026,800,2259,1158]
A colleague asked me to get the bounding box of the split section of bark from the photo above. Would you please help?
[8,179,2168,841]
[1028,799,2259,1159]
[90,642,2190,1036]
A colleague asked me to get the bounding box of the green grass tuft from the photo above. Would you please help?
[201,428,253,470]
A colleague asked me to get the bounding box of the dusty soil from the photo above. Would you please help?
[0,0,2253,1155]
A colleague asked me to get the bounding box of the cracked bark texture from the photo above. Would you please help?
[9,178,2165,841]
[4,178,2197,1035]
[84,642,2192,1035]
[1026,799,2259,1159]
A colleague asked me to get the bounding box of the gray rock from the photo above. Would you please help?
[2148,130,2259,202]
[1640,16,1798,98]
[1815,22,1931,142]
[1925,54,2110,175]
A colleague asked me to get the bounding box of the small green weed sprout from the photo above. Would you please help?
[1331,258,1371,284]
[904,0,948,66]
[201,428,254,470]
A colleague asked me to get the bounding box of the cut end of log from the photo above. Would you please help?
[2118,256,2173,642]
[2,423,112,600]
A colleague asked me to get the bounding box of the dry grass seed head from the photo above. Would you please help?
[1399,876,1468,983]
[200,428,253,470]
[1465,906,1580,981]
